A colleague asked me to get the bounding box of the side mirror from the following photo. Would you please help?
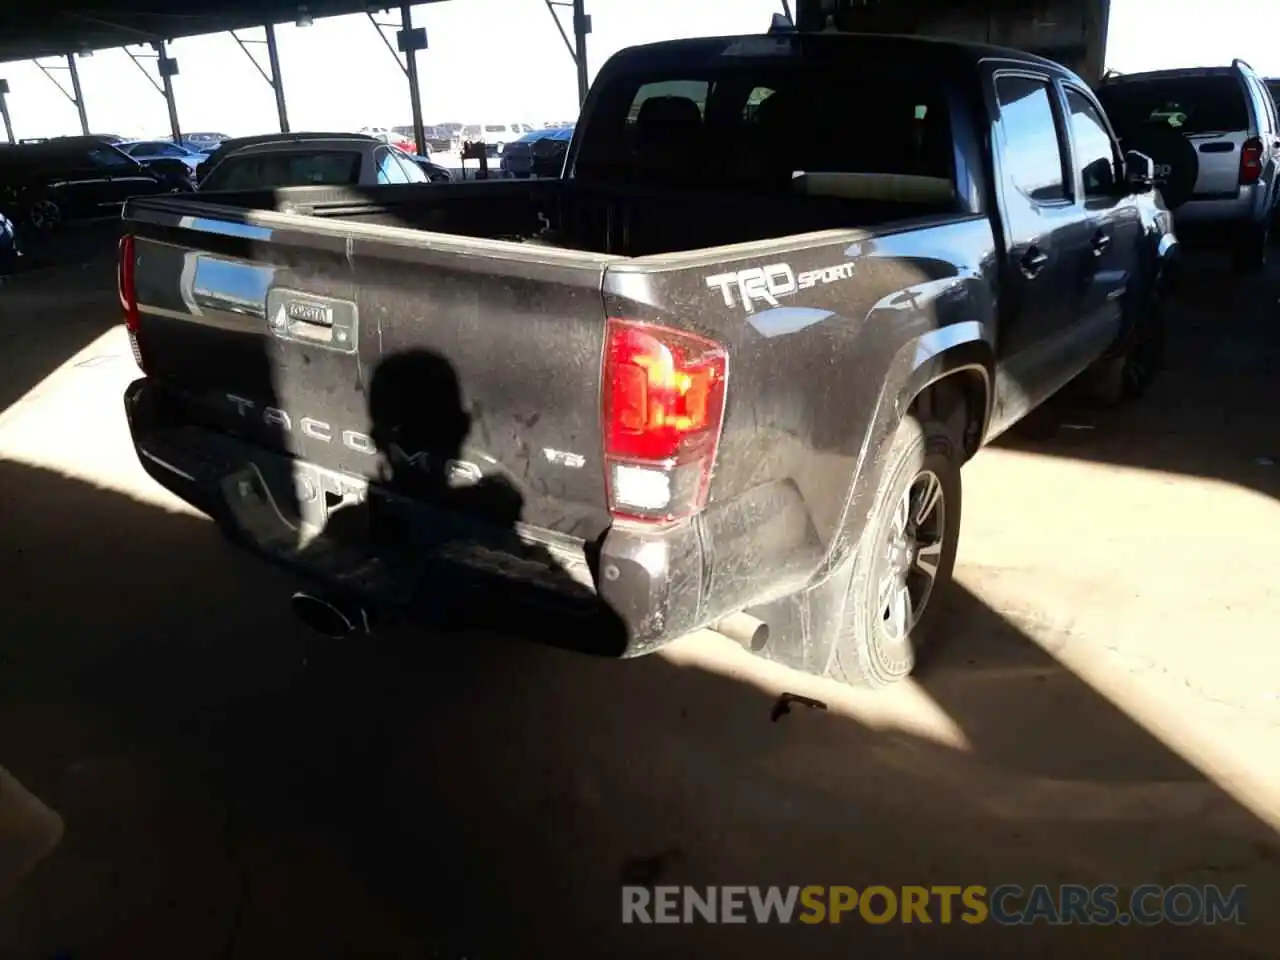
[1124,150,1155,193]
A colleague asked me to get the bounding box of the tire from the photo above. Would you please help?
[25,196,62,234]
[1119,125,1199,210]
[1090,299,1167,406]
[1231,220,1269,274]
[830,415,962,689]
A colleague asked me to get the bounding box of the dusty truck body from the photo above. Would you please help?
[121,33,1176,687]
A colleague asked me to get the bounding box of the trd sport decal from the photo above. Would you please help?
[705,261,855,313]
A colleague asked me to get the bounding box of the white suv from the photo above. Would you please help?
[1099,59,1280,272]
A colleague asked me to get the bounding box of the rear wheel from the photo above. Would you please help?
[1090,299,1166,406]
[26,196,62,233]
[830,415,962,688]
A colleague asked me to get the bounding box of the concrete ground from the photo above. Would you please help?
[0,249,1277,958]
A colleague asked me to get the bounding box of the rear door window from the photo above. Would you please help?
[1097,76,1248,135]
[1064,88,1119,197]
[994,75,1068,203]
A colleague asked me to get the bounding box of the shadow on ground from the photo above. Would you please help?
[0,255,118,417]
[997,252,1280,502]
[0,458,1276,959]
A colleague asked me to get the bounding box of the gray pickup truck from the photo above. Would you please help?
[121,33,1177,687]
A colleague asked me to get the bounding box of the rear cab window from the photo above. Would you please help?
[574,53,956,202]
[201,150,363,191]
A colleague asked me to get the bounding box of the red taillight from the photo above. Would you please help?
[602,318,728,523]
[1240,137,1264,186]
[118,233,139,331]
[118,233,146,371]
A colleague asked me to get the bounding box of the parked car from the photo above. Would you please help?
[1098,60,1280,272]
[0,137,173,233]
[391,125,454,153]
[405,154,454,183]
[0,210,20,274]
[531,126,574,178]
[120,32,1175,689]
[136,157,198,192]
[195,132,384,185]
[180,132,231,151]
[500,125,574,178]
[118,138,206,175]
[198,135,433,191]
[359,126,416,152]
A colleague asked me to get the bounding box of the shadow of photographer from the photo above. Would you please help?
[296,347,628,656]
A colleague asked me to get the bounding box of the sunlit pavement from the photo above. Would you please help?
[0,253,1278,957]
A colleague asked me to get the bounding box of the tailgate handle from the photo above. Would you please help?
[266,289,359,354]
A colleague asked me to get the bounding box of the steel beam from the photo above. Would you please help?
[572,0,589,108]
[543,0,590,108]
[230,25,290,132]
[367,7,429,155]
[400,3,426,157]
[265,24,290,133]
[0,80,14,144]
[66,54,89,135]
[156,41,182,143]
[33,57,90,135]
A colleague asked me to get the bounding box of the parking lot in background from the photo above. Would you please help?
[0,244,1278,957]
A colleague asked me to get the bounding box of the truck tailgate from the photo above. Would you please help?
[129,204,618,543]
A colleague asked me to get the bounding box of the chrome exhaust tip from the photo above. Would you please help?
[712,612,770,652]
[290,591,370,639]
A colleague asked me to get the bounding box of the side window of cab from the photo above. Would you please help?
[993,74,1069,204]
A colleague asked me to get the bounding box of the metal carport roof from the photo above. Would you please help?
[0,1,388,63]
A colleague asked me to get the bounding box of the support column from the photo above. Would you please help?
[264,24,290,133]
[33,57,91,136]
[399,3,428,157]
[572,0,590,108]
[0,80,14,144]
[156,41,182,143]
[543,0,591,109]
[66,55,89,134]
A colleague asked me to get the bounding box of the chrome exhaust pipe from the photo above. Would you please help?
[290,591,371,639]
[713,612,770,652]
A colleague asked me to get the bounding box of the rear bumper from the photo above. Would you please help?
[1173,184,1268,235]
[124,377,704,657]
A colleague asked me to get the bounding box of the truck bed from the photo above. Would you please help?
[174,178,959,259]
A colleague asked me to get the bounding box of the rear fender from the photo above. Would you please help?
[747,319,994,675]
[830,321,994,571]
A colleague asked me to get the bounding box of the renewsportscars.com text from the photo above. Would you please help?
[621,884,1248,926]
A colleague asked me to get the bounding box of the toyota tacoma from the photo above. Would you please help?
[121,33,1177,687]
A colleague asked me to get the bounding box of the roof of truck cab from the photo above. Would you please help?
[605,32,1074,77]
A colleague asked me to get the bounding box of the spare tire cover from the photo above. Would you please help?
[1118,124,1200,209]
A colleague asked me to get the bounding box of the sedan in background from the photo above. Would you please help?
[198,135,437,192]
[180,132,230,151]
[118,139,206,175]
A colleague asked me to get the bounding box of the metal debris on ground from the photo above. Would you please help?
[771,692,828,722]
